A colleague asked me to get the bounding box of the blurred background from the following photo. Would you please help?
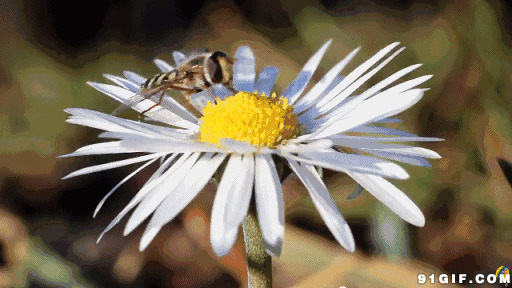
[1,0,512,287]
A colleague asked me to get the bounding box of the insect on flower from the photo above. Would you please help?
[111,50,236,116]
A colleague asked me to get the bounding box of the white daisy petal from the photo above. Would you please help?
[189,90,215,112]
[348,172,425,226]
[173,51,187,66]
[367,150,432,167]
[66,117,130,134]
[225,154,254,231]
[294,47,360,114]
[309,89,426,140]
[255,66,279,96]
[314,42,400,110]
[120,137,222,153]
[254,154,284,256]
[123,71,146,85]
[59,141,139,158]
[103,74,140,92]
[320,65,426,119]
[348,125,420,137]
[327,134,444,143]
[210,155,244,256]
[283,39,332,105]
[381,75,434,96]
[66,108,193,139]
[156,93,200,124]
[314,74,432,128]
[154,59,174,72]
[321,136,440,157]
[287,160,355,252]
[233,46,256,92]
[87,82,135,103]
[219,138,257,154]
[210,84,234,101]
[123,153,202,236]
[279,150,409,180]
[87,82,198,130]
[315,47,406,117]
[376,117,402,123]
[140,153,226,250]
[96,153,186,242]
[94,157,160,218]
[62,153,166,179]
[362,146,441,159]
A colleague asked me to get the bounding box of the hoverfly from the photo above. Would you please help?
[111,51,236,116]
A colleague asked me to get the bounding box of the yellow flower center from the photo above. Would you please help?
[199,91,298,148]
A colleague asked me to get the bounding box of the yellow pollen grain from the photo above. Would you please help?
[199,91,298,148]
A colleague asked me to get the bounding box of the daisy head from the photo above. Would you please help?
[62,39,442,257]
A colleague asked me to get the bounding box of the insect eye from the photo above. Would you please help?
[207,58,223,84]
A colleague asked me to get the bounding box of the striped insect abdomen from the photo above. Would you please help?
[141,70,177,90]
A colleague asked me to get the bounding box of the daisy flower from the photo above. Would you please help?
[62,40,441,257]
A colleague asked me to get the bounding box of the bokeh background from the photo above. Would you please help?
[1,0,512,287]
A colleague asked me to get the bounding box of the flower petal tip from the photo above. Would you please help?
[263,238,283,257]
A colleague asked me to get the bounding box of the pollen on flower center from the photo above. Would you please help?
[199,91,298,148]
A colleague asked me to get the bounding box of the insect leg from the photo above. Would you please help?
[141,91,166,115]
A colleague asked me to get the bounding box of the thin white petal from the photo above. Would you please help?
[315,47,406,116]
[325,135,444,144]
[314,42,400,110]
[154,59,174,72]
[348,173,425,226]
[287,160,355,252]
[210,84,234,101]
[123,152,201,236]
[123,71,146,85]
[279,150,409,180]
[66,108,193,138]
[225,154,254,231]
[283,39,332,104]
[367,151,432,167]
[319,65,426,119]
[173,51,187,66]
[254,66,279,96]
[59,141,139,158]
[314,74,432,128]
[62,153,166,179]
[319,136,439,157]
[377,117,403,123]
[233,46,256,92]
[189,90,215,112]
[103,74,140,92]
[362,146,441,159]
[348,125,419,137]
[66,118,131,134]
[254,154,284,256]
[87,82,198,130]
[87,82,135,103]
[96,153,185,242]
[309,89,426,140]
[119,137,222,153]
[219,138,257,154]
[295,47,360,114]
[380,75,434,96]
[94,157,160,218]
[210,155,244,256]
[139,153,226,250]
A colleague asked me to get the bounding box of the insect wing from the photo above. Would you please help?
[110,87,161,116]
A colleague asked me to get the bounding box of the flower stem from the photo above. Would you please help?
[243,201,272,288]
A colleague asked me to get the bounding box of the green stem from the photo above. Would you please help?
[243,201,272,288]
